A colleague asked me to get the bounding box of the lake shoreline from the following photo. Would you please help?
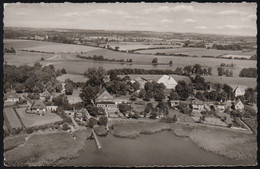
[110,121,257,164]
[4,121,257,166]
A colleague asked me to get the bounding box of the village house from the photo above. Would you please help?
[40,90,52,101]
[4,91,20,102]
[215,102,226,112]
[192,100,205,112]
[234,99,244,111]
[30,100,46,116]
[157,75,178,89]
[96,88,118,117]
[46,105,58,112]
[170,100,180,108]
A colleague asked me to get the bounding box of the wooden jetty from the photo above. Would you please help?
[91,129,102,151]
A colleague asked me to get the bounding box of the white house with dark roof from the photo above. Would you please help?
[157,75,178,89]
[234,99,244,111]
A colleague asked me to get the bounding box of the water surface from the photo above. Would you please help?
[64,131,249,167]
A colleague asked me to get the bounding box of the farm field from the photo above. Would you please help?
[4,107,23,130]
[4,39,99,53]
[57,73,89,83]
[4,51,53,66]
[4,39,257,78]
[15,107,63,128]
[136,47,256,58]
[202,76,257,89]
[108,44,175,51]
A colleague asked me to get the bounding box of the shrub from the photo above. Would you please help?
[62,122,70,130]
[26,128,34,134]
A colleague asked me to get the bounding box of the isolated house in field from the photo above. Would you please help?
[96,88,118,116]
[157,75,178,89]
[234,99,244,111]
[232,85,247,97]
[4,91,20,102]
[30,100,46,115]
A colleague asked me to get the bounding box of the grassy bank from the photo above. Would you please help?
[4,134,28,152]
[4,128,92,166]
[111,121,257,162]
[111,122,170,139]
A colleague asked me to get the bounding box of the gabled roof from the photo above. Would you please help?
[41,90,51,97]
[96,88,114,101]
[4,91,19,99]
[31,100,46,110]
[234,99,243,106]
[157,75,177,88]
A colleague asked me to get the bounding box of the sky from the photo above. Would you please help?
[4,2,257,36]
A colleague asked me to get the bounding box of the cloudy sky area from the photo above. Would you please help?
[4,2,257,36]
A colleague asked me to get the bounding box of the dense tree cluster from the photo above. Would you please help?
[217,67,233,77]
[76,54,132,63]
[212,44,241,50]
[4,63,62,94]
[4,47,16,54]
[175,64,212,76]
[239,68,257,78]
[175,81,193,100]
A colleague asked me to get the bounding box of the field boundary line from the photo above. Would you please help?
[13,107,25,128]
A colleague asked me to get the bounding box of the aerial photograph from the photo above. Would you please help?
[2,2,257,167]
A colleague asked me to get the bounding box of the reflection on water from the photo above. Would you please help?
[64,131,248,167]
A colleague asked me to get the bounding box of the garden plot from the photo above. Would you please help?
[15,107,62,128]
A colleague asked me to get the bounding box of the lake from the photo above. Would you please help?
[63,131,248,167]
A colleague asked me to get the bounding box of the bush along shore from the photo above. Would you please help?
[111,121,257,162]
[4,128,92,166]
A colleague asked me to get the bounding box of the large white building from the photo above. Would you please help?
[157,75,178,89]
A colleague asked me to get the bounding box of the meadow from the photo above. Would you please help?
[4,39,99,53]
[136,47,256,58]
[56,73,89,83]
[15,107,63,128]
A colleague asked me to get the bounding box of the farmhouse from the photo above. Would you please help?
[157,75,178,89]
[234,99,244,111]
[40,90,52,101]
[4,91,20,102]
[30,100,46,116]
[96,88,118,115]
